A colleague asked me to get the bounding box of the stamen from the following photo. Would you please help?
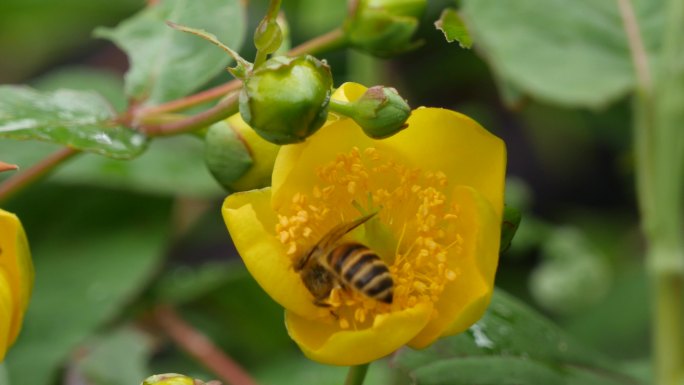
[275,146,467,326]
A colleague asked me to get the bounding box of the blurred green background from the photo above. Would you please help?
[0,0,650,384]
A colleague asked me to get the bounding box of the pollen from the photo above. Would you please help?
[275,146,467,329]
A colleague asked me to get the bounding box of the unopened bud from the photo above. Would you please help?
[500,206,522,253]
[254,19,283,55]
[344,0,426,57]
[239,55,333,144]
[349,86,410,138]
[204,115,279,192]
[141,374,193,385]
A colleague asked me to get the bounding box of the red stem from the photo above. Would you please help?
[134,27,346,118]
[0,147,79,204]
[154,305,261,385]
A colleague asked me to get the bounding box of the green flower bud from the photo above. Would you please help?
[254,19,283,55]
[500,205,522,253]
[204,115,280,192]
[349,86,410,138]
[141,374,196,385]
[239,55,333,144]
[344,0,426,57]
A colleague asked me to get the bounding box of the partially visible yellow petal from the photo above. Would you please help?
[0,209,33,359]
[383,108,507,218]
[408,186,500,348]
[285,302,433,365]
[0,273,14,361]
[332,82,367,103]
[222,188,320,318]
[227,114,280,192]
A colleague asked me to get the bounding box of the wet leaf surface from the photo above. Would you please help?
[0,86,146,159]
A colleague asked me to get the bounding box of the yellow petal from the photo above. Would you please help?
[0,208,33,356]
[332,82,367,103]
[285,302,433,365]
[408,186,500,348]
[0,273,14,361]
[270,82,369,208]
[271,117,379,210]
[222,188,321,318]
[272,106,505,219]
[383,108,507,218]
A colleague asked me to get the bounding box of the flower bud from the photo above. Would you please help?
[204,115,279,192]
[349,86,410,138]
[239,55,333,144]
[500,205,521,253]
[344,0,426,57]
[142,374,194,385]
[254,19,283,55]
[141,374,218,385]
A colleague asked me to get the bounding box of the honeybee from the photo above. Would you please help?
[294,213,394,307]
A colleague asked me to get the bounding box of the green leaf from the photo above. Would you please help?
[434,8,472,49]
[0,136,223,197]
[96,0,246,104]
[0,364,9,385]
[530,227,611,315]
[4,186,172,385]
[57,135,223,197]
[0,0,140,83]
[77,328,152,385]
[32,67,128,113]
[461,0,664,108]
[394,290,643,385]
[0,86,146,159]
[409,356,565,385]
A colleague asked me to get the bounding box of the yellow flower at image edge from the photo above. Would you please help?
[0,209,33,362]
[223,83,506,365]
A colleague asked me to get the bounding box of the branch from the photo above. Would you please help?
[617,0,653,95]
[0,147,80,204]
[0,161,18,173]
[287,27,345,57]
[141,92,240,137]
[134,27,346,118]
[154,305,261,385]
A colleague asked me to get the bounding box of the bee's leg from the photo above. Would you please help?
[328,309,339,320]
[313,297,331,307]
[312,298,338,319]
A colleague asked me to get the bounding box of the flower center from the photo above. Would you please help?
[275,147,463,329]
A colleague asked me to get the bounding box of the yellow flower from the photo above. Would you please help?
[0,209,33,361]
[222,83,506,365]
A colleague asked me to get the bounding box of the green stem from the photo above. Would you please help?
[253,0,283,68]
[654,269,684,385]
[620,0,684,383]
[328,98,356,117]
[344,364,370,385]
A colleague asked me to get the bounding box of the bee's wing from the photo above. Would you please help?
[317,212,377,251]
[295,212,377,270]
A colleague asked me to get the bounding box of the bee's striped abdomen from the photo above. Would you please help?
[326,242,394,304]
